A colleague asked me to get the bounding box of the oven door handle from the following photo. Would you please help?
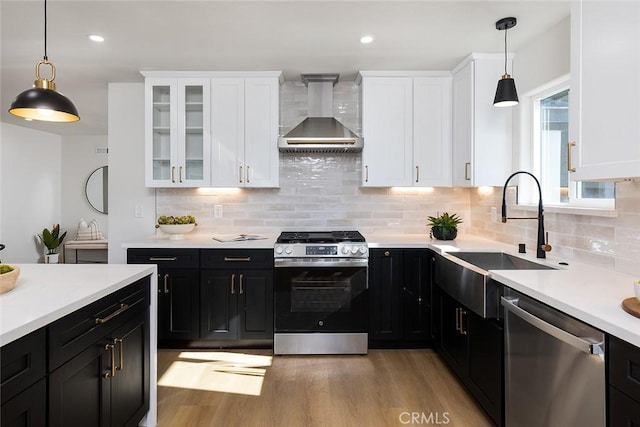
[274,258,369,268]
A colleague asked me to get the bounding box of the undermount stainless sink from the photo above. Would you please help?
[450,251,556,272]
[435,251,556,319]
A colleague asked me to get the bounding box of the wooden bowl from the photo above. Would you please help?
[0,265,20,294]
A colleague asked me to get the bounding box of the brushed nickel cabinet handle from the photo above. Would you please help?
[179,166,184,183]
[365,165,369,183]
[464,162,471,181]
[171,166,176,183]
[224,257,252,262]
[416,166,419,183]
[384,251,390,257]
[460,309,468,335]
[568,141,576,172]
[104,343,116,378]
[231,273,236,294]
[239,166,243,183]
[149,257,177,261]
[95,303,130,325]
[114,338,124,371]
[246,165,250,183]
[239,274,244,295]
[455,307,460,332]
[157,273,162,293]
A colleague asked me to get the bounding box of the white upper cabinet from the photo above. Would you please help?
[451,54,512,187]
[144,72,281,188]
[569,1,640,181]
[358,72,452,187]
[145,77,210,187]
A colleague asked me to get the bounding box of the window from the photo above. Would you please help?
[527,83,615,209]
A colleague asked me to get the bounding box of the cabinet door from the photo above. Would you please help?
[468,312,503,427]
[440,292,468,376]
[413,77,452,187]
[609,387,640,427]
[238,269,274,339]
[569,1,640,180]
[145,78,178,187]
[211,78,245,187]
[200,270,238,340]
[401,250,430,342]
[110,312,150,427]
[369,249,402,342]
[158,269,200,342]
[1,378,46,427]
[49,340,111,427]
[452,62,474,187]
[244,77,280,188]
[361,77,413,187]
[177,79,210,187]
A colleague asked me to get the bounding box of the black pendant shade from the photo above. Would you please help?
[494,17,519,108]
[494,74,519,107]
[8,0,79,123]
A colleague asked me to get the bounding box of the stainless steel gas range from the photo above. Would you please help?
[273,231,369,355]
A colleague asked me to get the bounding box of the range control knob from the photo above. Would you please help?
[275,246,283,255]
[351,246,359,254]
[341,246,350,254]
[359,246,367,254]
[284,246,293,255]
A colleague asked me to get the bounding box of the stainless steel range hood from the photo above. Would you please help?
[278,74,363,153]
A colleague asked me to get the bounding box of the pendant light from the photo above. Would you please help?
[493,17,519,107]
[9,0,79,122]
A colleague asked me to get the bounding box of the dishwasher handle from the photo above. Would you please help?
[501,296,604,355]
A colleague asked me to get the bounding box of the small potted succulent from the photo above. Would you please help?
[427,212,463,241]
[39,224,67,263]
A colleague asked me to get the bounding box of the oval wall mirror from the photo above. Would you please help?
[85,166,108,214]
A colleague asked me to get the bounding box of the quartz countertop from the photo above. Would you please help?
[0,263,157,346]
[122,233,278,249]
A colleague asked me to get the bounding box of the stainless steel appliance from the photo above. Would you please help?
[274,231,368,355]
[502,289,605,427]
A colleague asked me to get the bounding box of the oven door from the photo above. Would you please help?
[274,259,368,333]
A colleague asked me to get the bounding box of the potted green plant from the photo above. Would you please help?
[427,212,463,241]
[39,224,67,263]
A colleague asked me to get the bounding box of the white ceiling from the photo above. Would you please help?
[0,0,570,136]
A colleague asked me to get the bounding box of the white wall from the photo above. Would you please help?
[0,123,62,263]
[107,83,155,264]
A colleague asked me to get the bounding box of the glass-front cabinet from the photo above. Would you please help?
[145,78,210,187]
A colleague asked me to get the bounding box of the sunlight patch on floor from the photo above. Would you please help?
[158,351,273,396]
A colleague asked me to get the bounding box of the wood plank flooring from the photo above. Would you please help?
[157,349,493,427]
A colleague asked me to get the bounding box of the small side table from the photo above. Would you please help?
[64,240,108,264]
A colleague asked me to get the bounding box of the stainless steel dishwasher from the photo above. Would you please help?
[501,289,605,427]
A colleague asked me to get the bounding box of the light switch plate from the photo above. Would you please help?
[214,205,223,219]
[135,204,144,218]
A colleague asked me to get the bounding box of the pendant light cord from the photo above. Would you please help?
[43,0,48,61]
[504,26,508,74]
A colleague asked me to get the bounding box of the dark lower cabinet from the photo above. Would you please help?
[608,335,640,426]
[438,291,503,427]
[0,379,46,427]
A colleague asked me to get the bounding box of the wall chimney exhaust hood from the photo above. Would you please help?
[278,74,363,153]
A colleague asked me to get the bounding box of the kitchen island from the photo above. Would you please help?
[0,263,157,427]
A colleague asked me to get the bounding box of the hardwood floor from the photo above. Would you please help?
[157,349,493,427]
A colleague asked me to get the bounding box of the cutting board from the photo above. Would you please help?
[621,297,640,318]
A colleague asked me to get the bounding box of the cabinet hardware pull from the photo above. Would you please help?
[149,256,177,261]
[95,303,130,325]
[464,162,471,181]
[416,166,419,183]
[224,256,252,262]
[384,251,390,257]
[239,274,244,294]
[239,166,243,183]
[455,307,460,331]
[460,310,468,335]
[365,165,369,183]
[568,141,576,172]
[246,165,250,183]
[104,343,116,378]
[231,273,236,294]
[157,273,162,293]
[164,274,169,294]
[179,166,184,183]
[114,338,124,371]
[171,166,176,183]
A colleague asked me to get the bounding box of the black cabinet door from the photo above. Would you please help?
[238,269,274,339]
[468,311,503,427]
[609,386,640,427]
[369,249,402,342]
[200,270,238,340]
[440,292,468,377]
[158,269,200,341]
[0,378,46,427]
[401,249,430,342]
[110,311,150,427]
[49,339,111,427]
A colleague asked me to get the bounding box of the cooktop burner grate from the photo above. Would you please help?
[276,231,365,244]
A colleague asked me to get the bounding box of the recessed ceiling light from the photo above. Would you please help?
[88,34,104,42]
[360,35,374,44]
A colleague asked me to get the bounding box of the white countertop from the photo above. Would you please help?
[0,263,157,346]
[122,233,278,249]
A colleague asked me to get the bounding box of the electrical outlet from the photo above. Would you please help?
[491,207,497,223]
[214,205,223,219]
[135,204,144,218]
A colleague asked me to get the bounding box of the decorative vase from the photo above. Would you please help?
[431,227,457,241]
[45,253,60,264]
